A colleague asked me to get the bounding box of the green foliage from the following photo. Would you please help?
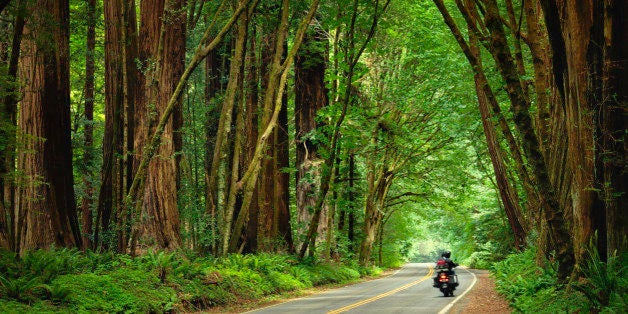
[0,274,42,302]
[492,247,627,313]
[571,240,628,312]
[144,250,179,283]
[0,300,60,313]
[267,270,306,292]
[18,248,90,283]
[0,249,378,312]
[52,271,176,313]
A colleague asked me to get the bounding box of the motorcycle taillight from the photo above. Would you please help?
[439,274,449,282]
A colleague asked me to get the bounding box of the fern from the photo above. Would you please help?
[146,251,179,283]
[0,274,42,301]
[572,237,626,311]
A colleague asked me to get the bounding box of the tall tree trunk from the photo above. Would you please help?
[203,40,227,254]
[228,0,320,254]
[482,0,573,278]
[294,25,329,250]
[299,0,389,259]
[0,1,25,251]
[523,0,552,147]
[347,153,356,252]
[458,0,538,229]
[359,166,392,265]
[242,29,259,253]
[17,0,80,253]
[122,0,253,253]
[135,0,186,251]
[81,0,96,250]
[121,0,139,252]
[214,9,248,254]
[600,0,627,258]
[468,27,526,249]
[97,0,137,252]
[251,9,294,253]
[272,94,293,252]
[519,0,570,265]
[541,0,627,263]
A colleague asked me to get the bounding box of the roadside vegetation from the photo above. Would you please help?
[492,246,627,313]
[0,248,382,313]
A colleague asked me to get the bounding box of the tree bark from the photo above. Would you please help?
[17,0,80,253]
[203,40,227,254]
[600,0,627,258]
[242,28,259,253]
[135,0,186,251]
[272,94,293,252]
[97,0,138,252]
[359,164,393,265]
[294,24,329,251]
[0,1,25,251]
[466,23,527,250]
[347,153,356,251]
[81,0,96,250]
[124,0,252,254]
[214,9,248,254]
[228,0,320,254]
[480,0,574,279]
[541,0,627,262]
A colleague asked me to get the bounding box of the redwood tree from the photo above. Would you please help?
[16,0,80,253]
[541,0,627,262]
[134,0,186,250]
[97,0,138,251]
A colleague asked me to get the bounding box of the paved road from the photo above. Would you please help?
[246,263,476,314]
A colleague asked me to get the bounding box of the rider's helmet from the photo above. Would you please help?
[442,251,451,259]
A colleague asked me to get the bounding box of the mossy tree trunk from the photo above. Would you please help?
[228,0,320,254]
[294,25,329,252]
[467,23,527,250]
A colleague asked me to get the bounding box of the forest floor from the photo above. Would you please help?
[448,269,511,314]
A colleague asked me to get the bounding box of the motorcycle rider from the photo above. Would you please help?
[433,250,458,286]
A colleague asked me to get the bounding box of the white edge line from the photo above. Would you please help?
[437,266,478,314]
[242,264,410,313]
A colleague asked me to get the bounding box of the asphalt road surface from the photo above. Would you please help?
[246,263,476,314]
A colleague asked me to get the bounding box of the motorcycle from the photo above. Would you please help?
[433,264,458,297]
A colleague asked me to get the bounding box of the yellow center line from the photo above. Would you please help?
[327,266,435,314]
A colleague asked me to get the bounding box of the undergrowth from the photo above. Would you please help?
[0,248,381,312]
[492,246,627,313]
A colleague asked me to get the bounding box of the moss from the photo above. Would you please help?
[52,270,176,313]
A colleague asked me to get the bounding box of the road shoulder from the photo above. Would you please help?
[447,269,511,314]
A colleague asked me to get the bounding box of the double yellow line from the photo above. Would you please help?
[328,266,435,314]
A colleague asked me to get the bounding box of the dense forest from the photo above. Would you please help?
[0,0,625,312]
